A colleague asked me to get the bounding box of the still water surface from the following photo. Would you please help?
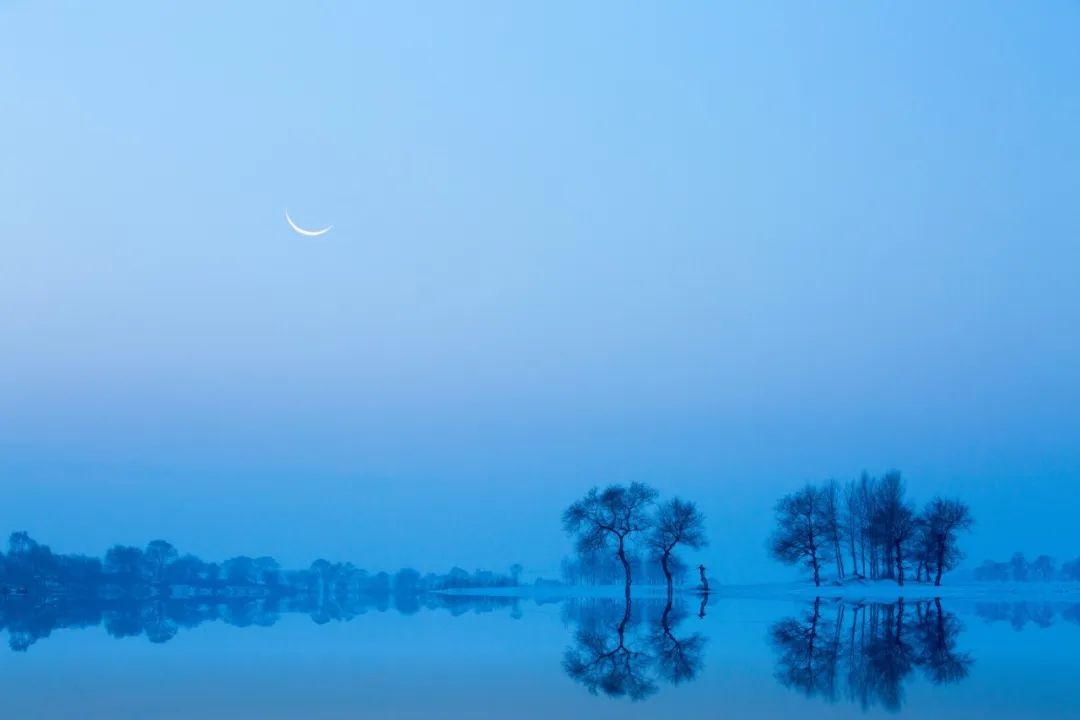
[2,593,1078,718]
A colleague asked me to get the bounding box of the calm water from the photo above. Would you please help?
[3,593,1079,718]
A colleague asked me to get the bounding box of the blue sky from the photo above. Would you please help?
[2,2,1079,581]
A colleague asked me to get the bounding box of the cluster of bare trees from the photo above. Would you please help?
[768,472,973,587]
[563,483,708,599]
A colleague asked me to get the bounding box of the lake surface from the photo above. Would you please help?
[3,592,1079,718]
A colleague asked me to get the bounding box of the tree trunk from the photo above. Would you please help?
[895,539,905,586]
[661,548,673,601]
[934,534,946,587]
[617,536,632,601]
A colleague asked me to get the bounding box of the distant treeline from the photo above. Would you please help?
[768,471,973,587]
[0,532,523,599]
[974,553,1080,583]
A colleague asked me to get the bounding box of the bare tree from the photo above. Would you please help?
[563,483,658,600]
[922,498,973,586]
[768,484,825,587]
[820,479,845,580]
[872,472,906,581]
[891,503,918,586]
[857,473,876,578]
[843,479,861,577]
[646,498,708,600]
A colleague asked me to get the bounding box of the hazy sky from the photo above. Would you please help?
[2,3,1079,582]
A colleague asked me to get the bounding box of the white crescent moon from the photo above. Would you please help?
[285,210,332,237]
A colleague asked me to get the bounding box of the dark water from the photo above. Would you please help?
[3,592,1079,718]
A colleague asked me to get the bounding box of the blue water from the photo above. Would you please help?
[2,595,1078,718]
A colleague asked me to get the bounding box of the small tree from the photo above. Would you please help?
[769,484,824,586]
[922,497,974,586]
[563,483,658,599]
[647,498,708,599]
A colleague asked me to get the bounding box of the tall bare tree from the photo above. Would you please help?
[563,483,658,599]
[647,498,708,599]
[922,498,973,586]
[768,484,825,587]
[820,479,845,580]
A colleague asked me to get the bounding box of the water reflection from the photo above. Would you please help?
[7,586,1080,713]
[973,601,1080,630]
[561,597,706,701]
[0,591,523,652]
[769,598,972,712]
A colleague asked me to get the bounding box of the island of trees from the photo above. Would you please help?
[768,471,974,587]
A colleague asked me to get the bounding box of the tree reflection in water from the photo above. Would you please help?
[561,596,706,701]
[769,598,973,712]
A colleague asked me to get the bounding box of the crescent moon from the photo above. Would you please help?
[285,210,332,237]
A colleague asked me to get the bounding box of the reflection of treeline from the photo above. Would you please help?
[974,601,1080,630]
[974,552,1080,583]
[769,598,973,712]
[0,591,523,652]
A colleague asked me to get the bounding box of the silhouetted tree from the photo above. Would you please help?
[871,472,906,581]
[921,497,973,586]
[820,480,845,580]
[769,484,825,586]
[1063,557,1080,582]
[563,483,658,599]
[647,498,707,599]
[889,502,918,586]
[142,540,178,585]
[843,478,863,577]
